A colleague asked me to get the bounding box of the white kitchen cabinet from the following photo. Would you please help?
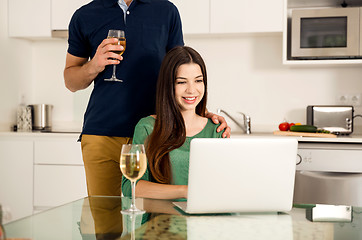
[210,0,283,33]
[51,0,91,30]
[9,0,283,38]
[8,0,51,38]
[33,137,87,210]
[8,0,91,38]
[34,165,87,208]
[0,133,87,222]
[34,139,83,165]
[0,140,33,223]
[170,0,210,34]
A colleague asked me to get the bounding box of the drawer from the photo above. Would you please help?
[34,139,83,165]
[34,165,87,207]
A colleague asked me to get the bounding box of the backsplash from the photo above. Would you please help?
[2,20,362,133]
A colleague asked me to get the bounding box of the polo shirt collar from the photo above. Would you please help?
[102,0,150,8]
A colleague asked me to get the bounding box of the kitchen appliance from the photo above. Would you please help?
[291,7,362,59]
[307,105,353,135]
[294,141,362,206]
[29,104,53,131]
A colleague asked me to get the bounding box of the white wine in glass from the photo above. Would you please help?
[104,29,126,82]
[120,144,147,214]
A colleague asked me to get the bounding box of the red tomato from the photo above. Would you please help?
[289,123,295,128]
[279,122,290,131]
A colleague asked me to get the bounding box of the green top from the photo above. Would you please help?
[122,116,223,197]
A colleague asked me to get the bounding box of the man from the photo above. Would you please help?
[64,0,230,196]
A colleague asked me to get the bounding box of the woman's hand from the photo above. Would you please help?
[205,111,231,138]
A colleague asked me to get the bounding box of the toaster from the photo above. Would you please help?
[307,105,354,135]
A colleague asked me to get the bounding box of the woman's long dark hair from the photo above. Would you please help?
[146,46,208,184]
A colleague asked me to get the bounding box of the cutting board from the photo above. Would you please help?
[273,131,337,138]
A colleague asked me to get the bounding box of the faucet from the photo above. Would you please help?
[217,108,251,134]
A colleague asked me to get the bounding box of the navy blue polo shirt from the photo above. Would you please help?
[67,0,184,137]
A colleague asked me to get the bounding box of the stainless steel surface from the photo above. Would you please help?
[307,105,354,134]
[217,109,251,134]
[294,171,362,206]
[29,104,53,131]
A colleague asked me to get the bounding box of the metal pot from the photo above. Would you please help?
[29,104,53,131]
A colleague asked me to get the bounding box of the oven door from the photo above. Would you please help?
[291,7,360,58]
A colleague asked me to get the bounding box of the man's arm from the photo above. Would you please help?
[64,38,124,92]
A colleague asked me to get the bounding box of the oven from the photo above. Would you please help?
[294,141,362,206]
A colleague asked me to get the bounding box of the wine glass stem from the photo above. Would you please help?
[112,64,117,78]
[131,213,136,240]
[131,180,137,210]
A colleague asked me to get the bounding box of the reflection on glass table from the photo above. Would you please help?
[3,196,362,240]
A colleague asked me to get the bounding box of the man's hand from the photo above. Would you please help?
[89,38,124,73]
[205,111,231,138]
[64,38,125,92]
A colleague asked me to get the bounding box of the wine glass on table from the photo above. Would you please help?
[120,144,147,214]
[104,29,126,82]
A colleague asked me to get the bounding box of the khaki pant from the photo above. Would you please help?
[81,134,132,196]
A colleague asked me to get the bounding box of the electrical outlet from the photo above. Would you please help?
[337,94,349,104]
[351,94,362,106]
[336,93,362,106]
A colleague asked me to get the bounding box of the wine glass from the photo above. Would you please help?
[104,29,126,82]
[120,144,147,214]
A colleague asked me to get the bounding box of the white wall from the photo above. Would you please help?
[185,34,362,132]
[1,0,362,133]
[0,0,32,131]
[31,40,91,130]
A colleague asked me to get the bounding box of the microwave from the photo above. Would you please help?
[291,7,362,59]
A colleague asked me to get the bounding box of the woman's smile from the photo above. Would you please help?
[183,96,198,104]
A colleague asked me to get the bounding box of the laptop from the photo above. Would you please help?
[173,137,298,214]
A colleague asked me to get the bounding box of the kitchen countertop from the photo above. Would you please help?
[231,132,362,143]
[0,131,81,138]
[3,131,362,143]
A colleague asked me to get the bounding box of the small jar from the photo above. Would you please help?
[17,105,32,132]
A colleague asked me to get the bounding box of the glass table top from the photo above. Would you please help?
[3,196,362,240]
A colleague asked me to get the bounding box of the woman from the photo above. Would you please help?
[122,46,224,199]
